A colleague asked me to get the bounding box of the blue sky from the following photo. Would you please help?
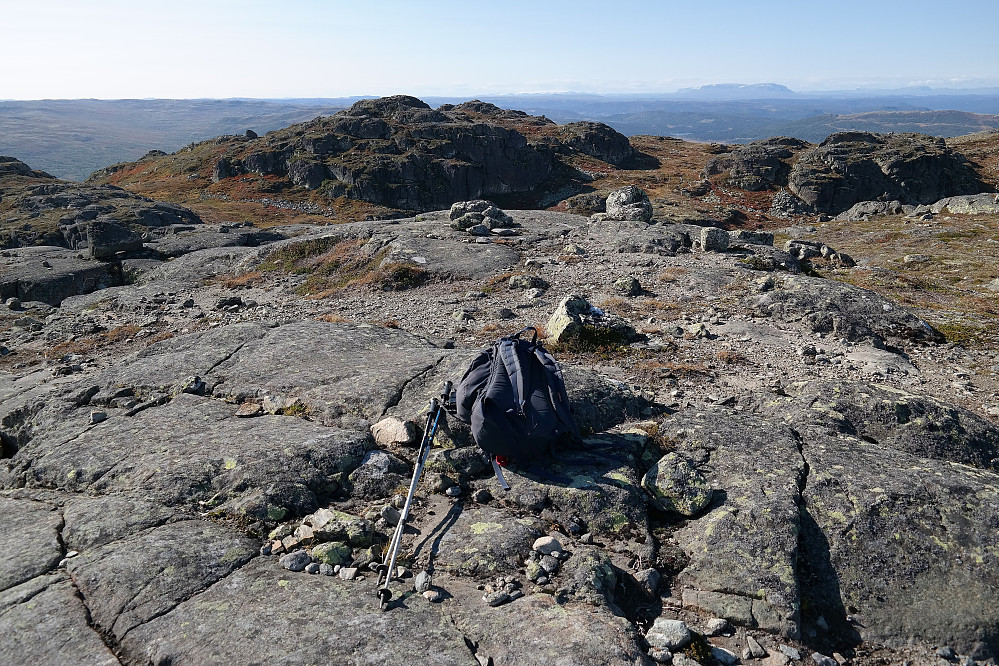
[2,0,997,99]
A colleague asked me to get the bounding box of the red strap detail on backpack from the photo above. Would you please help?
[495,455,509,467]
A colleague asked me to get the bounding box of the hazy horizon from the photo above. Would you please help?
[3,0,998,100]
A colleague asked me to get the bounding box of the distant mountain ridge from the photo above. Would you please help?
[4,90,999,180]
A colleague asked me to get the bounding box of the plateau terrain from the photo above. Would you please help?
[2,95,999,666]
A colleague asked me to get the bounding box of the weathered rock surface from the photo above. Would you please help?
[7,392,370,519]
[788,132,984,215]
[660,408,805,638]
[0,495,63,591]
[0,573,120,665]
[604,186,653,222]
[66,519,259,639]
[119,558,475,666]
[437,506,544,578]
[0,246,123,305]
[749,274,943,343]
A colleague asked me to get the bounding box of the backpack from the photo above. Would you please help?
[455,327,581,485]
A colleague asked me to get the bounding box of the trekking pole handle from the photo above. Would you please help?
[442,381,452,401]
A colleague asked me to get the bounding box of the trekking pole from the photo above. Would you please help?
[375,381,453,610]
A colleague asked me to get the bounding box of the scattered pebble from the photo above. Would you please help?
[747,635,768,658]
[305,562,320,574]
[483,591,510,607]
[89,411,107,425]
[319,563,334,576]
[445,485,461,497]
[423,588,443,602]
[338,567,359,581]
[279,550,310,572]
[646,618,692,651]
[704,617,730,636]
[532,535,563,555]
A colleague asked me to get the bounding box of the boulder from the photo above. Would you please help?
[605,186,653,222]
[86,219,144,259]
[930,192,999,214]
[546,294,639,345]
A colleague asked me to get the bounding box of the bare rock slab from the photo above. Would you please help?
[10,393,370,520]
[437,506,543,578]
[0,574,119,666]
[119,558,473,666]
[66,519,259,640]
[453,593,648,666]
[0,495,63,592]
[662,407,805,638]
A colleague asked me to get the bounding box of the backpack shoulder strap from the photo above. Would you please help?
[497,337,527,416]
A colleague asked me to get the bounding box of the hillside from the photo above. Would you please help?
[0,99,344,181]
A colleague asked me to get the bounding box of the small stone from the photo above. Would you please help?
[705,617,730,636]
[649,647,673,664]
[779,645,801,661]
[634,568,661,598]
[445,485,461,497]
[524,287,545,299]
[533,536,563,555]
[539,555,560,574]
[467,223,491,236]
[235,402,263,418]
[580,532,594,544]
[89,411,107,425]
[304,562,320,574]
[747,635,768,658]
[811,652,837,666]
[508,589,524,601]
[832,654,848,665]
[497,308,516,319]
[536,576,548,585]
[646,618,691,651]
[281,535,300,551]
[483,591,510,606]
[270,540,285,555]
[472,489,492,503]
[713,647,739,666]
[390,494,406,509]
[338,567,358,581]
[613,276,642,296]
[414,570,432,593]
[423,588,443,602]
[279,550,310,572]
[381,505,401,526]
[319,563,334,576]
[259,543,273,556]
[6,297,22,309]
[936,646,956,660]
[371,417,417,447]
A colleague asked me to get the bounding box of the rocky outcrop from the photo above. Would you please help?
[206,95,557,212]
[788,132,984,214]
[711,132,986,216]
[561,121,634,166]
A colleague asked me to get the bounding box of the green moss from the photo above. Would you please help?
[266,505,287,521]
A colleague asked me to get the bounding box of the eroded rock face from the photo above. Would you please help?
[604,186,653,222]
[208,95,557,212]
[561,121,634,166]
[788,132,984,215]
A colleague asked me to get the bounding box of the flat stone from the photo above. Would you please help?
[646,618,692,650]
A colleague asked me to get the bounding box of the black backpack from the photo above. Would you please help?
[456,327,581,484]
